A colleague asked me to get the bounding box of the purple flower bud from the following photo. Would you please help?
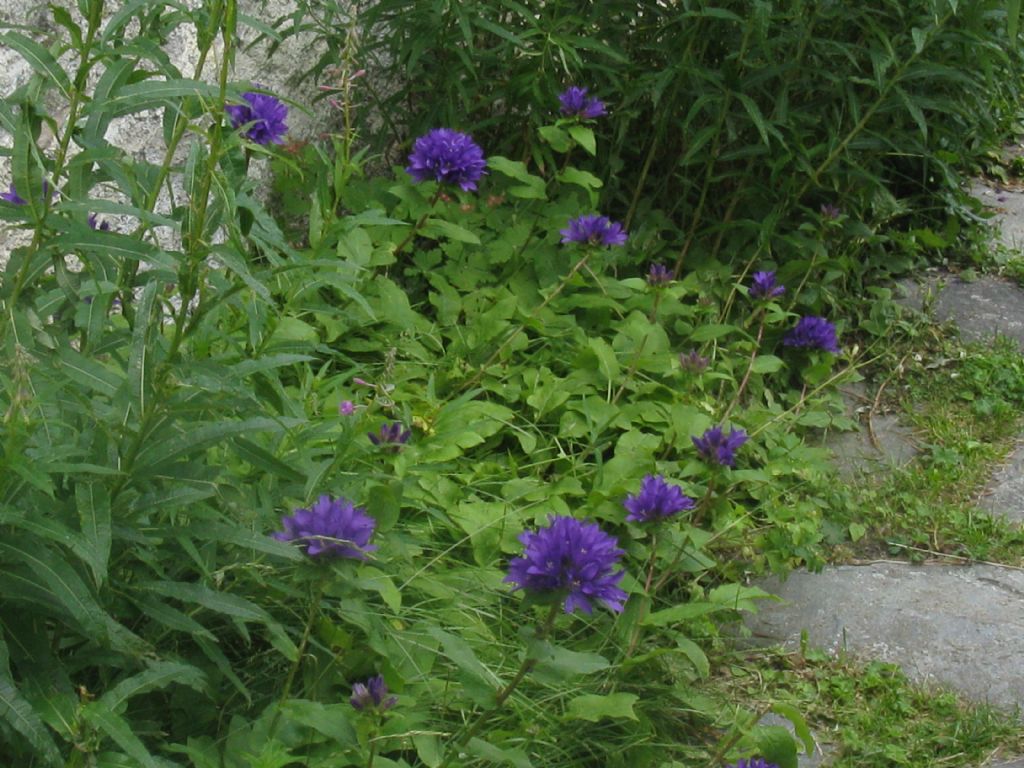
[679,349,710,374]
[368,421,411,450]
[819,203,842,220]
[558,86,607,119]
[692,426,748,468]
[1,183,26,205]
[748,270,785,299]
[560,214,627,247]
[646,263,672,286]
[624,474,696,523]
[339,400,355,416]
[783,316,840,354]
[350,674,397,712]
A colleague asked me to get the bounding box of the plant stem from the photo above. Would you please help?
[721,311,767,421]
[269,577,326,738]
[392,188,442,258]
[438,603,560,767]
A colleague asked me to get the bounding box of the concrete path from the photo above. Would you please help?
[750,179,1024,766]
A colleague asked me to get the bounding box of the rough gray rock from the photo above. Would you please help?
[897,274,1024,348]
[979,442,1024,523]
[746,562,1024,714]
[819,381,920,479]
[971,179,1024,258]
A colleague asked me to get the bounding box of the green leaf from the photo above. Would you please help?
[100,661,206,713]
[567,125,596,155]
[139,581,272,623]
[128,280,159,419]
[427,628,497,705]
[56,346,123,397]
[565,693,638,722]
[0,538,109,643]
[751,355,785,374]
[527,637,609,684]
[467,737,533,768]
[487,155,546,199]
[0,32,71,98]
[1011,0,1023,44]
[754,725,798,768]
[557,167,603,190]
[132,418,297,473]
[690,324,737,342]
[675,637,710,679]
[708,584,778,613]
[0,640,61,766]
[642,601,721,627]
[82,703,160,768]
[422,218,481,244]
[100,78,220,117]
[771,703,816,755]
[76,483,112,588]
[587,337,620,383]
[538,125,572,153]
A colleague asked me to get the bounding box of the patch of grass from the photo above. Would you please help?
[720,647,1024,768]
[826,332,1024,564]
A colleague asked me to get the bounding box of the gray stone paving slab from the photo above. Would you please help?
[897,275,1024,348]
[745,562,1024,714]
[971,179,1024,257]
[979,442,1024,523]
[819,382,921,479]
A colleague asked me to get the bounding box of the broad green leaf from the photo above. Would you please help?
[51,228,179,272]
[751,355,784,374]
[0,538,109,643]
[467,737,533,768]
[487,155,546,199]
[587,336,620,383]
[690,324,737,342]
[100,79,220,117]
[643,601,720,627]
[771,702,816,755]
[0,640,61,766]
[76,483,112,588]
[754,725,798,768]
[538,125,572,152]
[422,217,481,245]
[128,280,159,419]
[139,581,271,623]
[527,637,609,683]
[427,628,497,705]
[675,637,710,679]
[0,32,70,98]
[101,661,206,712]
[56,346,122,397]
[565,693,638,722]
[708,584,778,613]
[568,124,596,155]
[82,703,160,768]
[132,417,297,473]
[557,167,603,190]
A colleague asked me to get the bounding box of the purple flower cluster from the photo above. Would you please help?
[624,475,695,523]
[505,515,627,615]
[647,263,672,286]
[350,674,397,712]
[406,128,487,192]
[558,86,607,119]
[784,316,840,354]
[369,421,411,449]
[272,494,377,559]
[560,214,627,247]
[679,349,710,374]
[749,271,785,299]
[728,760,779,768]
[692,426,748,468]
[819,203,842,220]
[226,91,289,145]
